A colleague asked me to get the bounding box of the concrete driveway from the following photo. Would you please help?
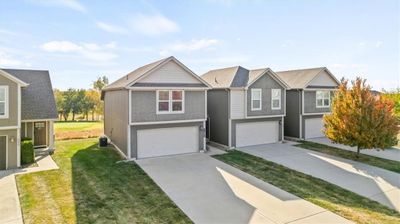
[136,152,351,224]
[238,142,400,212]
[308,137,400,162]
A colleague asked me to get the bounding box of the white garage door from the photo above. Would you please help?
[236,121,279,147]
[305,117,325,139]
[137,126,199,159]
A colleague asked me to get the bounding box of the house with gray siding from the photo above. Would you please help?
[275,67,340,139]
[102,56,211,159]
[0,69,57,170]
[202,66,289,148]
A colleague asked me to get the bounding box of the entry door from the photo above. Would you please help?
[0,136,6,170]
[34,122,47,147]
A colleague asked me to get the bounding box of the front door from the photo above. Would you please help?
[0,136,6,170]
[34,122,47,147]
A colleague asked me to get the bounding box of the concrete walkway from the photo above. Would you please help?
[137,152,352,224]
[238,142,400,212]
[0,153,58,224]
[308,137,400,162]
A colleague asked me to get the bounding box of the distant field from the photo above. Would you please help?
[55,122,103,140]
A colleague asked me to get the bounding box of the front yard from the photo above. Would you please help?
[15,138,191,224]
[214,150,400,224]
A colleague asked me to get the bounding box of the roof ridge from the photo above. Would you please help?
[276,67,325,73]
[1,68,49,72]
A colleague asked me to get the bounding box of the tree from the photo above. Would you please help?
[86,90,101,121]
[53,89,64,120]
[71,89,86,121]
[382,88,400,120]
[61,89,76,121]
[324,78,399,158]
[93,76,109,92]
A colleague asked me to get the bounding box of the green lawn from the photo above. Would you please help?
[16,138,191,224]
[54,121,103,140]
[214,151,400,224]
[296,141,400,173]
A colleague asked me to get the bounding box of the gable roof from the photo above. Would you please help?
[202,66,289,89]
[0,69,29,86]
[1,69,58,120]
[103,56,210,91]
[275,67,340,89]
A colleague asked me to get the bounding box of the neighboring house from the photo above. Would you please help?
[102,56,211,159]
[275,67,340,139]
[202,66,289,148]
[0,69,58,170]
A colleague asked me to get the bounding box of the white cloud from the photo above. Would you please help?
[375,41,383,48]
[0,51,31,67]
[40,41,117,61]
[0,29,17,36]
[29,0,86,12]
[131,14,179,36]
[160,38,220,56]
[96,22,127,34]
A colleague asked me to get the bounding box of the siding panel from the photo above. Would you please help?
[303,90,333,114]
[137,61,201,84]
[284,90,301,138]
[230,90,245,119]
[207,90,229,146]
[104,90,129,156]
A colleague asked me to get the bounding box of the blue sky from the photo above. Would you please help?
[0,0,398,90]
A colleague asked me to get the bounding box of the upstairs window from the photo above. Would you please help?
[157,90,184,114]
[271,89,281,110]
[251,89,262,111]
[0,86,8,118]
[316,90,330,108]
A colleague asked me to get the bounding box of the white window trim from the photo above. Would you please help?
[156,90,185,114]
[271,89,281,110]
[316,90,331,108]
[251,89,262,111]
[0,86,9,119]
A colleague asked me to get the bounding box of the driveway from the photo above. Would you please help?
[238,142,400,212]
[136,152,351,224]
[308,137,400,162]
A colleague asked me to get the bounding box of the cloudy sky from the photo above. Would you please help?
[0,0,398,90]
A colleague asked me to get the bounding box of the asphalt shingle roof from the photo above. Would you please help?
[1,69,58,120]
[275,67,326,89]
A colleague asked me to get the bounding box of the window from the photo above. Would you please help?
[157,90,184,114]
[251,89,262,111]
[0,86,8,119]
[271,89,281,110]
[316,90,330,108]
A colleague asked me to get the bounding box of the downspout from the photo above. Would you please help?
[298,89,303,139]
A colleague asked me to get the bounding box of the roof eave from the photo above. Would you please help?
[0,69,29,87]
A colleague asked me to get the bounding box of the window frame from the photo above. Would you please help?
[156,90,185,114]
[251,88,262,111]
[0,86,9,119]
[316,90,330,108]
[271,89,281,110]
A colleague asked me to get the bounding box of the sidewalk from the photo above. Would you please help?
[0,153,58,224]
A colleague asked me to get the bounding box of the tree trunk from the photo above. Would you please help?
[72,113,75,121]
[92,111,95,121]
[63,113,68,121]
[356,145,361,159]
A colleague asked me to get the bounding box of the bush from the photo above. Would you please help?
[21,138,34,164]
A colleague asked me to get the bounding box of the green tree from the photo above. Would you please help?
[324,78,399,158]
[93,76,109,92]
[382,88,400,120]
[86,90,101,120]
[61,89,76,121]
[53,89,64,120]
[71,89,86,121]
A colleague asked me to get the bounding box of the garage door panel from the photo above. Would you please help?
[236,121,279,147]
[305,117,324,139]
[137,126,199,159]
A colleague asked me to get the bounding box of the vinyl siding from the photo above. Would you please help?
[247,74,285,117]
[207,89,229,146]
[130,90,206,122]
[137,60,201,84]
[307,70,338,87]
[230,90,245,119]
[284,90,301,138]
[0,129,18,169]
[0,74,18,127]
[104,90,129,156]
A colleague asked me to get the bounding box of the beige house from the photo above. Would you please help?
[0,69,57,170]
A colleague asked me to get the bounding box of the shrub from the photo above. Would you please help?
[21,138,35,164]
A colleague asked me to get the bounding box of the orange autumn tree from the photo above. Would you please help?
[323,77,399,157]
